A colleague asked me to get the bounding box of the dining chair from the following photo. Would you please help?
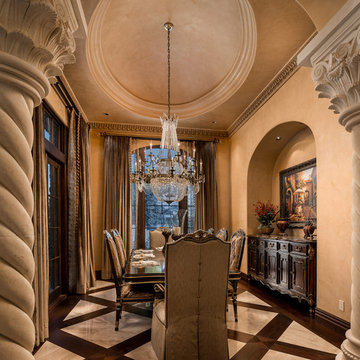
[111,229,127,271]
[150,228,166,248]
[216,227,228,242]
[104,230,154,330]
[151,230,230,360]
[227,229,246,322]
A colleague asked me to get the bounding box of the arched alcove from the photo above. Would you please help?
[247,122,316,236]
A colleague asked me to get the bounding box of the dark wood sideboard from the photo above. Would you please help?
[247,235,316,314]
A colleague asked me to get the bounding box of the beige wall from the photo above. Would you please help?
[90,131,105,270]
[230,66,352,321]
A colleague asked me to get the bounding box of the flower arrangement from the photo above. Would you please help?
[253,201,279,228]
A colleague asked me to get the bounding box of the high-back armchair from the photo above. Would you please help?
[151,230,230,360]
[216,227,228,242]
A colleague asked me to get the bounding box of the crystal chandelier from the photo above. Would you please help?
[131,22,205,204]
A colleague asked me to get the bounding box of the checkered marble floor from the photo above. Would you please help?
[35,281,342,360]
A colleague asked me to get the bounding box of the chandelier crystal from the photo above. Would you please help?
[131,22,205,204]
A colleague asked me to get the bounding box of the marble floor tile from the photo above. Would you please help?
[125,341,158,360]
[62,311,151,348]
[89,280,113,291]
[237,291,272,307]
[262,349,310,359]
[228,338,246,358]
[88,288,116,302]
[35,341,84,360]
[64,300,107,321]
[278,321,340,354]
[226,306,278,334]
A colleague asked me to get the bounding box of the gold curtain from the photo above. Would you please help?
[68,111,96,293]
[195,141,218,231]
[102,136,131,279]
[32,104,49,346]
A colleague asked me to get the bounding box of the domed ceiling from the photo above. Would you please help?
[62,0,347,135]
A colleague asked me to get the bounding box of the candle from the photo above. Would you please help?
[135,161,138,172]
[200,159,203,173]
[150,140,152,150]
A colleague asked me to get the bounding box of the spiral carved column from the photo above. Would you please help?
[309,23,360,360]
[0,0,78,358]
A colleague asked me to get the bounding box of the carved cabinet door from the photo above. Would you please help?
[279,252,289,288]
[257,241,265,280]
[290,254,308,297]
[265,249,278,284]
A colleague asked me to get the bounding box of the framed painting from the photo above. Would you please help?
[279,158,317,228]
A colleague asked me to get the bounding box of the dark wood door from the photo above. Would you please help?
[290,254,307,296]
[279,252,290,288]
[265,249,278,284]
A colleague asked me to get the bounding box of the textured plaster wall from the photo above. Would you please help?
[89,131,105,270]
[230,67,352,321]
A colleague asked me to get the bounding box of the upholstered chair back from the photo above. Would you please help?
[150,228,166,248]
[216,227,228,242]
[111,229,127,270]
[229,229,246,272]
[165,231,230,359]
[104,231,122,288]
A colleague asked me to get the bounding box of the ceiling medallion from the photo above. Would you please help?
[131,22,205,204]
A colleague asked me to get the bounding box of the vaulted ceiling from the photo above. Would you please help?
[63,0,346,134]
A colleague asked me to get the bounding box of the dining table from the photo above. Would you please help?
[123,248,241,294]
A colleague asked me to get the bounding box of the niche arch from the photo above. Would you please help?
[247,122,316,235]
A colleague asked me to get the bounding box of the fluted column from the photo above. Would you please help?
[0,1,78,359]
[298,5,360,357]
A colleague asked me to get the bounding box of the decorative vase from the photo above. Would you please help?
[303,222,315,239]
[276,218,289,235]
[259,227,274,235]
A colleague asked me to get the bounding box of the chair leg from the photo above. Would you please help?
[232,296,238,322]
[115,300,123,331]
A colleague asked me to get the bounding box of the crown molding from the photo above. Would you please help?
[227,57,299,136]
[89,122,228,140]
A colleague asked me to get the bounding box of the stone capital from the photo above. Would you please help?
[0,0,79,85]
[298,0,360,132]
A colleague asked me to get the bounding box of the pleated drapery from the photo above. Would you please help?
[102,136,131,279]
[32,104,49,346]
[195,141,218,231]
[68,111,96,293]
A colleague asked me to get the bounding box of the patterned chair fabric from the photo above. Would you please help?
[228,229,246,322]
[151,232,230,360]
[111,229,127,270]
[216,228,228,242]
[229,229,246,272]
[104,230,154,331]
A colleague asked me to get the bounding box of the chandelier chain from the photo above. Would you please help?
[167,26,171,118]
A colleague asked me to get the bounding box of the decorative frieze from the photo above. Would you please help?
[89,122,228,139]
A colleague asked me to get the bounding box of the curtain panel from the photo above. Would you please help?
[68,111,96,293]
[102,136,131,279]
[32,104,49,346]
[195,141,218,231]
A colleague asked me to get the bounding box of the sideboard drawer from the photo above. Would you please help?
[291,243,307,255]
[279,242,289,252]
[249,238,257,247]
[267,241,278,250]
[259,240,266,247]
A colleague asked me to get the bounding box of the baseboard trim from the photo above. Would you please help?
[315,308,350,331]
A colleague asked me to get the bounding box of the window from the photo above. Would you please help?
[131,146,195,248]
[43,105,67,303]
